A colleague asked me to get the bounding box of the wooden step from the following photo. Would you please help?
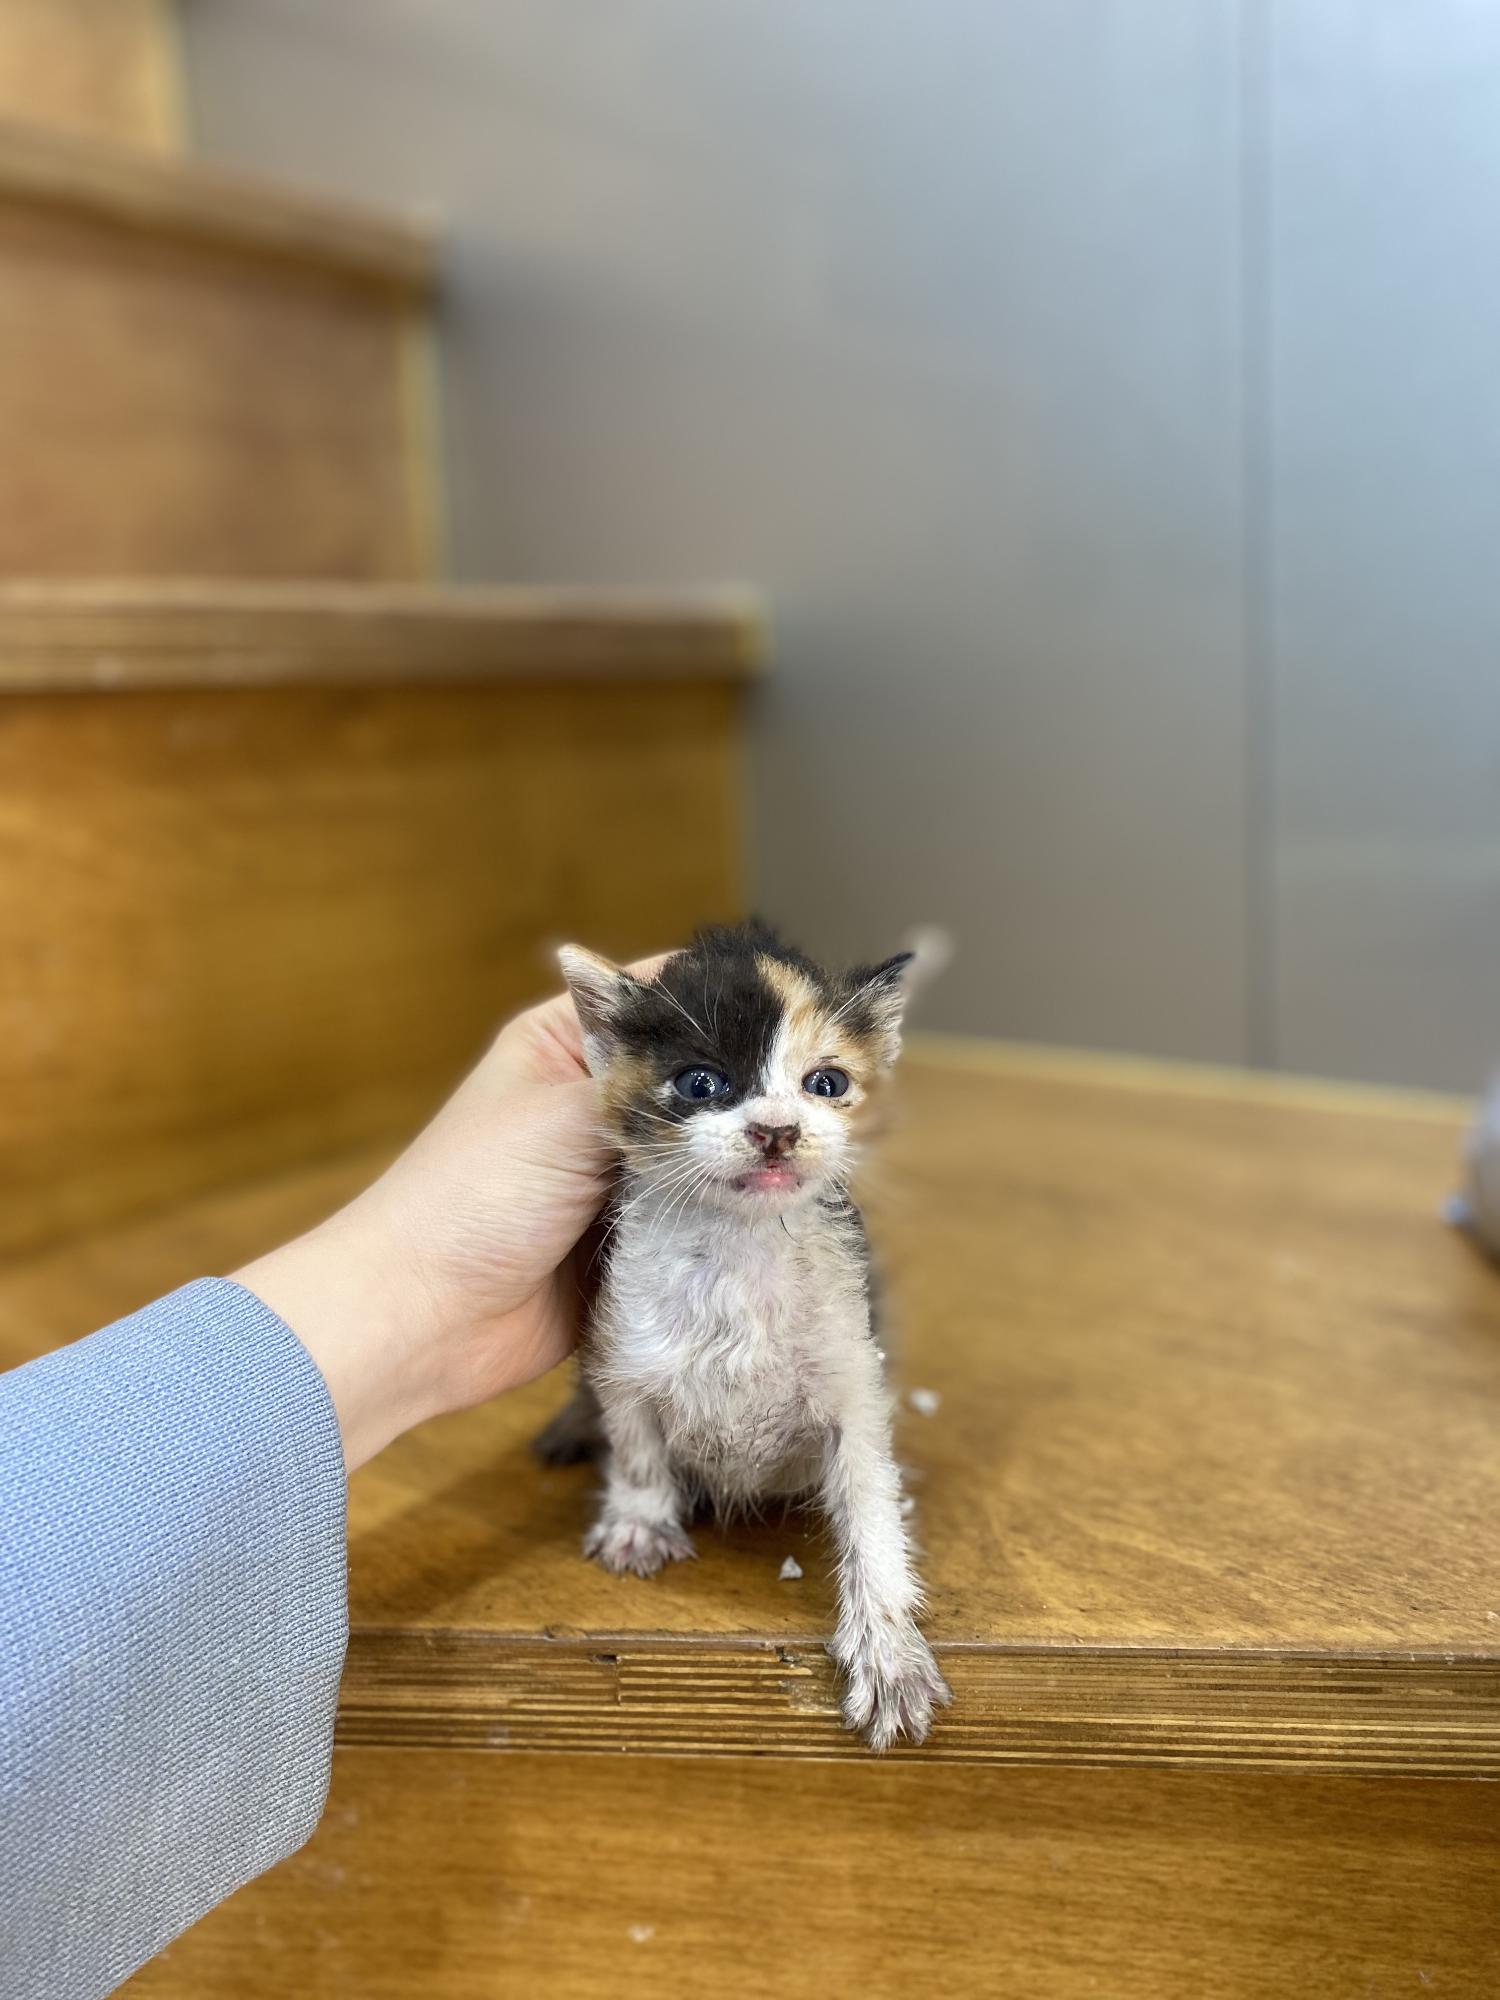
[0,0,181,155]
[0,578,761,691]
[0,118,437,579]
[0,581,760,1257]
[7,1047,1498,1995]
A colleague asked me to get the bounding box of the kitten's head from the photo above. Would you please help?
[560,922,917,1214]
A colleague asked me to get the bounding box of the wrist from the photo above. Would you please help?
[233,1196,446,1473]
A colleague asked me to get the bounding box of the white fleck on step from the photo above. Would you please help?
[778,1556,804,1581]
[908,1387,941,1416]
[628,1924,655,1945]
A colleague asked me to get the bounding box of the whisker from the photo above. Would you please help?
[652,1161,717,1239]
[648,981,710,1041]
[587,1160,711,1271]
[628,1166,709,1217]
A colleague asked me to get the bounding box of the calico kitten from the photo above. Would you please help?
[539,921,951,1750]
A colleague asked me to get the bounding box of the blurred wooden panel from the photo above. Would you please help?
[129,1752,1500,1998]
[0,579,763,690]
[0,0,181,153]
[0,128,436,577]
[0,675,746,1254]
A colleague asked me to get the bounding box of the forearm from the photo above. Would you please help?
[0,1281,347,2000]
[234,1192,444,1475]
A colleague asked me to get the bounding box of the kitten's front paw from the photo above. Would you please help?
[833,1621,953,1751]
[583,1514,696,1578]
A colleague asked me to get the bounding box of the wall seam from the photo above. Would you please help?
[1241,0,1276,1070]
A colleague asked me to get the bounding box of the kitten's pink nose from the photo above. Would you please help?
[747,1121,801,1158]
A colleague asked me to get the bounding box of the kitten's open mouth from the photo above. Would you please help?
[731,1163,803,1196]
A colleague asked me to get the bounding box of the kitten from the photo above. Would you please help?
[539,921,952,1750]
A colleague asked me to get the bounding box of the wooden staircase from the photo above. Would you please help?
[0,3,757,1266]
[0,580,754,1255]
[5,8,1500,1998]
[0,116,436,579]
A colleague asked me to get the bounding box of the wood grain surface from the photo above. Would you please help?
[15,1048,1499,1992]
[0,579,764,690]
[0,198,433,577]
[340,1054,1497,1661]
[0,0,181,154]
[2,1047,1494,1775]
[336,1634,1500,1775]
[0,676,746,1253]
[127,1752,1500,1999]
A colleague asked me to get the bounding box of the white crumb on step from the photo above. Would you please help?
[628,1924,655,1945]
[779,1556,803,1581]
[908,1387,941,1416]
[899,1494,916,1518]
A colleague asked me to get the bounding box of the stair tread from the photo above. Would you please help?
[0,578,765,688]
[0,113,433,290]
[4,1042,1493,1768]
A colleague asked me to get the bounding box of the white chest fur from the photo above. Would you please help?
[590,1198,872,1499]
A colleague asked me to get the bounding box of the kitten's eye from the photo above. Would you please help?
[803,1068,850,1099]
[673,1067,731,1102]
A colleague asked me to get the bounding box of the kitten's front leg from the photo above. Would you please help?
[821,1385,951,1750]
[582,1387,695,1578]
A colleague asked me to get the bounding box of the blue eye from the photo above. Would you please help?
[804,1068,850,1099]
[673,1067,731,1102]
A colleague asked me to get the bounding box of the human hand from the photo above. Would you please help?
[235,956,665,1472]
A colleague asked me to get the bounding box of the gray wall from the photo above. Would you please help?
[182,1,1500,1088]
[1270,3,1500,1088]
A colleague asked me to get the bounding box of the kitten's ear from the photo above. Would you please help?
[844,950,918,1062]
[843,930,949,1063]
[558,945,640,1077]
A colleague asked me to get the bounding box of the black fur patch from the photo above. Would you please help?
[833,951,914,1042]
[610,923,811,1127]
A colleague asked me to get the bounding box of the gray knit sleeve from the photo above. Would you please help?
[0,1278,348,1999]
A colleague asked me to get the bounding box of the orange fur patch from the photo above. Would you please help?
[601,1050,659,1141]
[757,953,888,1090]
[757,955,825,1070]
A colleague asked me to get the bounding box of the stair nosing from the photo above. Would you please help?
[337,1630,1500,1772]
[0,579,766,691]
[0,113,435,292]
